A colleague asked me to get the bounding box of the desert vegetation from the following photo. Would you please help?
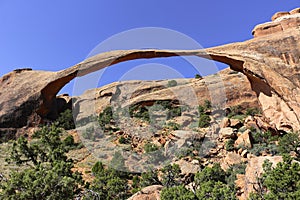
[2,99,300,200]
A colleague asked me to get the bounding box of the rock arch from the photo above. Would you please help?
[0,8,299,132]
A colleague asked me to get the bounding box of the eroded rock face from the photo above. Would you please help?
[73,68,259,130]
[0,8,299,134]
[238,156,283,200]
[253,8,300,37]
[0,69,54,128]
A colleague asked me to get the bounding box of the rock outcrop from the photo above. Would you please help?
[253,8,300,37]
[237,156,283,200]
[74,68,258,128]
[0,8,300,135]
[127,185,163,200]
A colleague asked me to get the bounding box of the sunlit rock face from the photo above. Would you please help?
[252,7,300,38]
[0,8,300,136]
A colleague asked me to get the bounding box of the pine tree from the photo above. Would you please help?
[0,125,83,200]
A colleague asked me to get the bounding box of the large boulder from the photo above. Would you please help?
[127,185,163,200]
[235,130,253,149]
[175,159,200,174]
[219,127,236,139]
[221,152,243,170]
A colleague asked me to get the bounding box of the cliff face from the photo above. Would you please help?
[73,68,259,127]
[0,8,299,134]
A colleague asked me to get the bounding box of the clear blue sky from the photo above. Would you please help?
[0,1,299,95]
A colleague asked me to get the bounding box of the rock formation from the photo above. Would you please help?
[236,156,283,199]
[73,68,258,129]
[127,185,163,200]
[253,7,300,37]
[0,7,300,136]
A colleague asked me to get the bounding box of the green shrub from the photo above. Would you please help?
[164,122,180,131]
[175,147,194,159]
[195,74,202,79]
[249,155,300,199]
[161,185,196,200]
[1,125,83,199]
[118,136,130,144]
[130,100,182,122]
[98,106,113,130]
[198,105,205,114]
[132,175,140,188]
[252,130,277,144]
[203,100,212,110]
[63,135,75,146]
[225,139,235,151]
[195,163,226,184]
[227,105,243,119]
[129,105,150,122]
[140,170,161,188]
[194,163,237,200]
[82,126,96,141]
[155,100,182,119]
[144,143,159,153]
[161,164,181,187]
[86,161,129,200]
[226,163,246,189]
[62,135,82,150]
[167,80,178,87]
[197,101,211,128]
[248,143,279,156]
[246,107,261,116]
[249,130,279,156]
[168,107,182,119]
[55,109,75,130]
[155,100,173,109]
[278,132,300,157]
[198,114,211,128]
[196,181,237,200]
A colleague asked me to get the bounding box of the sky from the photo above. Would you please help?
[0,1,299,95]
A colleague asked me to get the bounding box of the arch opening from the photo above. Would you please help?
[59,56,231,96]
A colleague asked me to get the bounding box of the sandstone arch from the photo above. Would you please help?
[0,8,299,132]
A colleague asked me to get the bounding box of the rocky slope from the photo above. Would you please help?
[73,68,258,130]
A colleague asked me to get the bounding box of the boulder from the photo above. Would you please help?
[230,118,242,128]
[235,174,246,197]
[128,185,163,200]
[234,130,253,149]
[220,117,230,128]
[221,152,243,170]
[245,116,259,131]
[219,127,236,139]
[241,149,248,158]
[254,116,277,133]
[175,159,200,174]
[175,115,192,127]
[172,130,204,148]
